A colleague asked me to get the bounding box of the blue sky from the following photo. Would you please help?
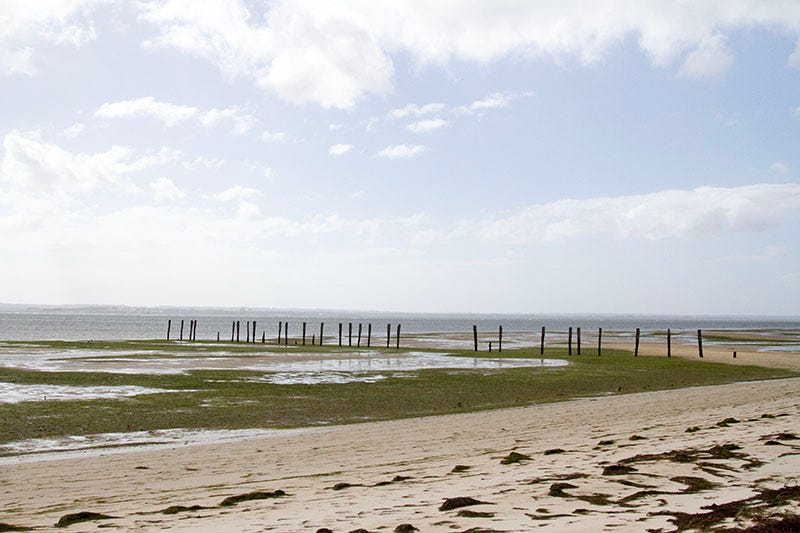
[1,1,799,315]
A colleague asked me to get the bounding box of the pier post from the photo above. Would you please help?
[236,321,240,343]
[473,325,478,351]
[320,322,324,346]
[231,321,235,342]
[387,324,391,348]
[348,322,352,347]
[540,326,546,355]
[278,322,282,345]
[180,320,184,341]
[568,326,573,355]
[246,321,250,343]
[284,322,289,345]
[577,327,581,355]
[667,329,671,357]
[302,322,307,346]
[597,327,602,357]
[499,325,503,353]
[339,323,343,347]
[167,319,171,341]
[396,324,401,349]
[697,329,703,358]
[634,328,640,357]
[357,323,362,347]
[367,323,372,347]
[253,321,256,343]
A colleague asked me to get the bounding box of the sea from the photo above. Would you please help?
[0,305,798,341]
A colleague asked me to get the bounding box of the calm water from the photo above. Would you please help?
[0,305,798,341]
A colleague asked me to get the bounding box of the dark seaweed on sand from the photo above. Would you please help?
[219,489,286,507]
[439,497,492,511]
[54,512,116,528]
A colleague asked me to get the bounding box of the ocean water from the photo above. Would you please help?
[0,305,798,341]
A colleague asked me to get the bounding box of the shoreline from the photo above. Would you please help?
[3,377,799,531]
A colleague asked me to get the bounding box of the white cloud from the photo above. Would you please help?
[0,132,175,204]
[473,184,800,243]
[389,103,445,119]
[183,156,225,170]
[678,34,734,80]
[95,97,198,127]
[0,0,102,75]
[149,177,185,203]
[770,162,789,175]
[329,123,343,131]
[215,185,261,203]
[789,37,800,67]
[138,2,800,108]
[377,144,428,159]
[199,107,256,134]
[454,91,533,115]
[329,143,353,156]
[61,122,86,138]
[407,118,447,133]
[261,130,288,143]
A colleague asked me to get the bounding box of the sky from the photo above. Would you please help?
[1,0,799,315]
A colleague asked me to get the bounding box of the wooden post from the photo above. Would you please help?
[597,327,602,357]
[540,326,546,355]
[634,328,640,357]
[231,321,235,342]
[302,322,307,346]
[568,326,573,355]
[278,322,282,344]
[489,341,492,352]
[193,320,197,341]
[167,319,171,340]
[217,331,220,342]
[697,329,703,358]
[348,322,353,347]
[253,321,257,343]
[498,325,503,353]
[733,351,737,358]
[284,322,289,345]
[367,323,372,347]
[577,327,581,355]
[236,321,240,343]
[387,323,391,348]
[667,329,671,357]
[357,323,362,347]
[246,321,250,343]
[320,322,324,346]
[261,331,265,343]
[396,324,401,349]
[312,334,315,345]
[180,320,184,341]
[339,323,343,347]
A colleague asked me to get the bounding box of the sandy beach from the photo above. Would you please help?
[2,347,799,532]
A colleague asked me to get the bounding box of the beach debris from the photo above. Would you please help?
[653,485,800,531]
[685,426,701,433]
[597,439,615,446]
[457,510,495,518]
[525,472,588,485]
[500,451,531,464]
[347,529,376,533]
[548,482,578,497]
[54,511,117,528]
[219,489,287,507]
[331,482,362,491]
[543,448,565,455]
[716,417,740,427]
[439,497,492,511]
[0,523,31,532]
[602,464,637,476]
[160,505,206,514]
[394,524,419,532]
[450,464,472,473]
[373,475,412,487]
[315,529,333,533]
[761,432,799,442]
[629,434,646,441]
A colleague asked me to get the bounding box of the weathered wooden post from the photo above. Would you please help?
[278,322,282,344]
[246,321,250,343]
[473,325,478,352]
[312,334,316,345]
[320,322,324,346]
[396,324,401,349]
[667,329,671,357]
[597,327,602,357]
[357,323,362,347]
[386,323,391,348]
[498,325,503,353]
[261,331,265,343]
[236,321,240,343]
[367,323,372,347]
[339,323,343,347]
[348,322,353,347]
[568,326,573,355]
[167,319,171,340]
[634,328,640,357]
[180,320,184,341]
[540,326,546,355]
[302,322,307,346]
[284,322,289,345]
[733,350,737,358]
[577,327,581,355]
[253,320,257,343]
[488,341,492,352]
[193,320,197,341]
[231,321,235,342]
[217,331,220,342]
[697,329,703,358]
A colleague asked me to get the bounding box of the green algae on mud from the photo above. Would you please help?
[0,342,796,447]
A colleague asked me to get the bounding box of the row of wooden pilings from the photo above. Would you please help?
[166,319,403,348]
[474,325,706,358]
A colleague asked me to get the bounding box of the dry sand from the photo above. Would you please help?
[2,353,799,532]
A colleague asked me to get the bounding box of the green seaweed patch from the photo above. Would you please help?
[54,512,116,528]
[500,451,531,465]
[219,489,286,507]
[439,497,492,511]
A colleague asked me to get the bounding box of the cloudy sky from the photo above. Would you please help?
[1,1,799,315]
